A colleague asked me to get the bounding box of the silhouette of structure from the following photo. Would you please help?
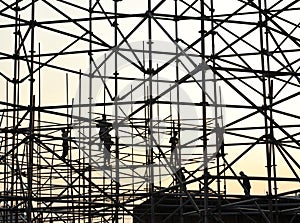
[0,1,299,222]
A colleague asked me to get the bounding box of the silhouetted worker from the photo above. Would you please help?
[174,167,186,192]
[96,115,111,139]
[61,129,69,160]
[240,171,251,196]
[95,115,113,165]
[169,131,178,164]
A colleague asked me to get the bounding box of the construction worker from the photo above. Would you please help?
[169,131,178,164]
[61,129,69,160]
[95,115,113,165]
[240,171,251,196]
[174,167,186,193]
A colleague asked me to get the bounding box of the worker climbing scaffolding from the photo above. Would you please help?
[169,120,179,166]
[61,129,69,160]
[95,114,113,165]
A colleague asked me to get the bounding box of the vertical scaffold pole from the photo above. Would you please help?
[114,0,120,222]
[27,0,36,221]
[88,1,93,222]
[201,1,209,223]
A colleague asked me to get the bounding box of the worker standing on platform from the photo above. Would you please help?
[169,131,179,164]
[174,167,186,193]
[96,114,113,165]
[240,171,251,196]
[61,129,69,160]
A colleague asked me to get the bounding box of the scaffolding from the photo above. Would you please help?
[0,0,300,222]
